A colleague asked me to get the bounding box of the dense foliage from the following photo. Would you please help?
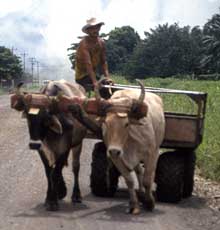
[123,24,203,78]
[0,46,23,85]
[201,13,220,73]
[105,26,140,74]
[68,10,220,79]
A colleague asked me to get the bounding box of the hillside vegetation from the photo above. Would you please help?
[112,75,220,182]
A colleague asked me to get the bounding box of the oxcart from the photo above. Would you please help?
[10,82,207,203]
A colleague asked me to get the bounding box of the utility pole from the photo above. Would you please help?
[11,46,17,55]
[29,57,36,85]
[36,61,40,85]
[20,52,28,72]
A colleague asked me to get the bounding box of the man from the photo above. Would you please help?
[75,18,112,92]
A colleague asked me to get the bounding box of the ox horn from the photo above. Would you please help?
[15,82,24,96]
[136,79,145,104]
[128,80,147,120]
[11,82,26,110]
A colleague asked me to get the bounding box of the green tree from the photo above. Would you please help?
[189,26,204,75]
[105,26,140,73]
[201,13,220,73]
[125,23,202,78]
[123,41,154,78]
[67,42,79,69]
[0,46,23,85]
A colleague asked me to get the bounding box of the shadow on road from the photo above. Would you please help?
[13,190,165,223]
[13,191,208,224]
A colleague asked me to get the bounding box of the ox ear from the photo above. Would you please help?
[129,100,148,120]
[49,115,63,134]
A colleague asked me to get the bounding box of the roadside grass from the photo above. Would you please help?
[111,75,220,182]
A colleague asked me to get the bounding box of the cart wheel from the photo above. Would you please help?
[182,150,196,198]
[155,151,184,203]
[90,142,120,197]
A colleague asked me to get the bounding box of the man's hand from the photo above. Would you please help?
[105,78,114,85]
[99,77,114,86]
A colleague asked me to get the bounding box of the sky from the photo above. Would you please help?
[0,0,219,81]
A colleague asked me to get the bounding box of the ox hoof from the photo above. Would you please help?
[71,194,82,203]
[142,199,155,212]
[45,200,59,211]
[126,207,140,215]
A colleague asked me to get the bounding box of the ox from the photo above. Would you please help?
[11,80,88,211]
[92,81,165,214]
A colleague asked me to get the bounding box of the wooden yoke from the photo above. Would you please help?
[10,93,104,115]
[11,93,53,111]
[56,95,101,114]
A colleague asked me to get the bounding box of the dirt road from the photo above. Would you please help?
[0,95,219,230]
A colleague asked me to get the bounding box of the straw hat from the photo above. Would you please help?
[82,18,104,34]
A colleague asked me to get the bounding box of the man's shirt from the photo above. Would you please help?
[75,36,107,80]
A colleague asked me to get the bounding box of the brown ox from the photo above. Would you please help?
[94,82,165,214]
[11,80,87,211]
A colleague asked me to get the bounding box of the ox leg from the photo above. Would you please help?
[54,152,68,200]
[71,144,82,203]
[38,149,68,211]
[111,159,140,215]
[142,149,159,211]
[47,152,69,210]
[134,164,145,193]
[124,173,140,215]
[38,149,59,211]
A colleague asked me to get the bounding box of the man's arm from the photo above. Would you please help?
[85,61,97,86]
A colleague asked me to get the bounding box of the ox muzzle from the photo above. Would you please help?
[107,146,123,158]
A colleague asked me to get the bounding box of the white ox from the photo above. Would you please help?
[97,83,165,214]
